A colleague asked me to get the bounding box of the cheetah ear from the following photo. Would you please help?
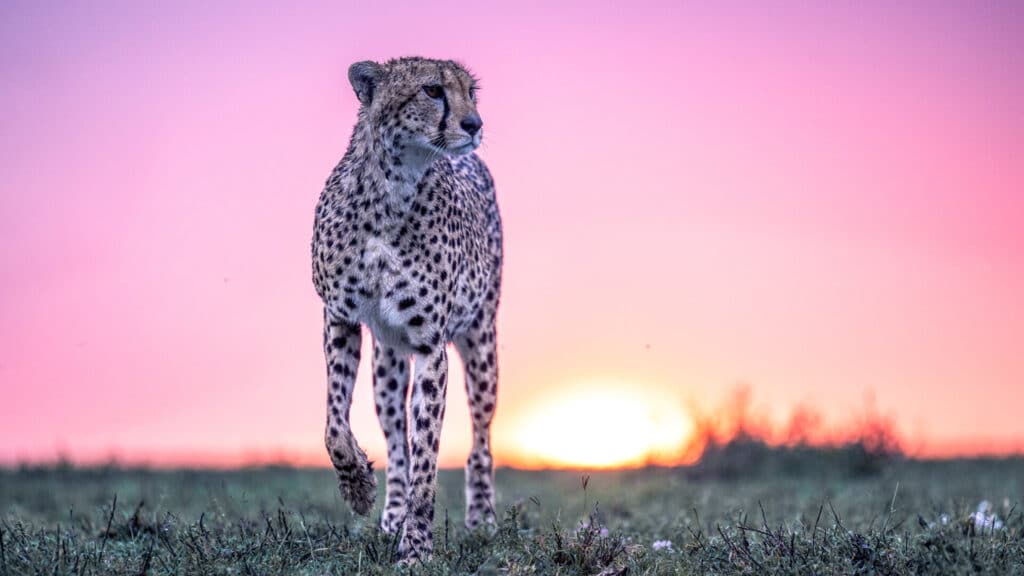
[348,61,382,106]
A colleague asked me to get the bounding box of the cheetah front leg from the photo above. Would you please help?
[371,342,411,533]
[398,345,448,562]
[455,322,498,530]
[322,311,376,515]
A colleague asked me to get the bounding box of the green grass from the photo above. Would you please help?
[1,459,1022,574]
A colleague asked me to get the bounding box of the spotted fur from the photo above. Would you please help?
[311,57,501,562]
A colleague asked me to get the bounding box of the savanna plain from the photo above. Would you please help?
[2,453,1022,575]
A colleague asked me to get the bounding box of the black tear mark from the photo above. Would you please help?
[438,91,450,134]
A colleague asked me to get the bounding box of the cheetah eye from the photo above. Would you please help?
[423,85,444,99]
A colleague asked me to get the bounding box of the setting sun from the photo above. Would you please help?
[508,383,695,469]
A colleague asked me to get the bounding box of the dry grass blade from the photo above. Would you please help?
[97,494,116,567]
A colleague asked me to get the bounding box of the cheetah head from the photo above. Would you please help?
[349,57,482,158]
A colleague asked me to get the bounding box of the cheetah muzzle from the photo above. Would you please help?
[311,57,502,562]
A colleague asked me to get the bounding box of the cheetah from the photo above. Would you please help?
[311,57,501,561]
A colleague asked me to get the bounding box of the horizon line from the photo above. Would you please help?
[5,439,1023,472]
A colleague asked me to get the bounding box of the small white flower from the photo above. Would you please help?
[576,522,609,538]
[939,514,949,526]
[971,501,1004,531]
[652,540,674,552]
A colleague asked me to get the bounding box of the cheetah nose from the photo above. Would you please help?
[460,115,482,136]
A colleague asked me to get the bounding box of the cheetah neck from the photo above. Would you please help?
[351,123,437,217]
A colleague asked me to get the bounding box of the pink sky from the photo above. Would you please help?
[1,1,1022,468]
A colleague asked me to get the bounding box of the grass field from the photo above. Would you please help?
[1,459,1022,575]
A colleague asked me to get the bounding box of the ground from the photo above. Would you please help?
[1,460,1022,575]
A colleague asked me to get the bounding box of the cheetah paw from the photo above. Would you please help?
[339,461,377,516]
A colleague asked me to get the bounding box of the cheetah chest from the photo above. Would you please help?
[351,237,412,339]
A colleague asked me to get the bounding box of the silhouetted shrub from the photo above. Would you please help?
[685,386,902,479]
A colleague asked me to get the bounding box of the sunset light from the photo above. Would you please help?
[510,383,695,469]
[1,1,1022,469]
[2,2,1022,571]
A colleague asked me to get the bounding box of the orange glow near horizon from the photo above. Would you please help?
[504,383,696,469]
